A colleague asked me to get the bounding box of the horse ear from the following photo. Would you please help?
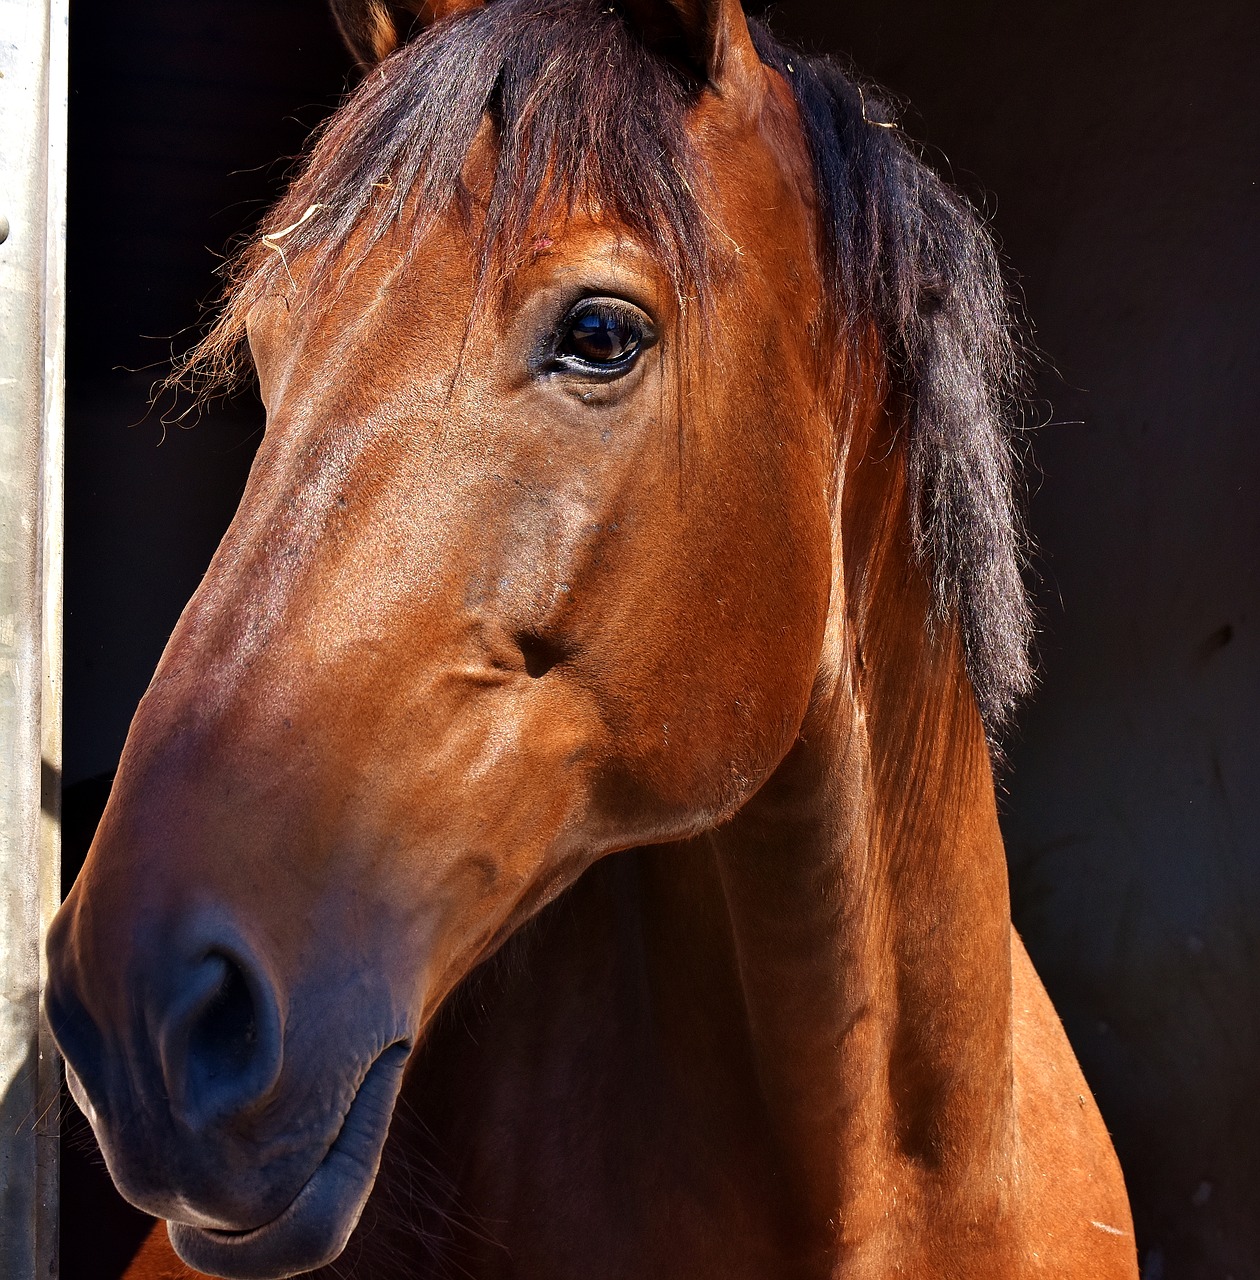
[619,0,762,92]
[329,0,485,67]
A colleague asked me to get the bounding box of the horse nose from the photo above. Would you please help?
[45,971,109,1115]
[157,942,284,1130]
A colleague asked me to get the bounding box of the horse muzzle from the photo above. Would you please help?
[168,1042,410,1279]
[45,898,414,1278]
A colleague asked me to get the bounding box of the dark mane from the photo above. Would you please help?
[175,0,1031,738]
[747,26,1033,736]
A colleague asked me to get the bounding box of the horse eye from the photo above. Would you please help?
[555,300,651,372]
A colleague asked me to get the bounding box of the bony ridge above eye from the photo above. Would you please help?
[553,297,657,376]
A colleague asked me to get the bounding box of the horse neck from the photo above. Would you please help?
[704,391,1017,1245]
[389,404,1020,1273]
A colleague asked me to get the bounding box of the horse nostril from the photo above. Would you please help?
[162,946,283,1129]
[189,956,257,1082]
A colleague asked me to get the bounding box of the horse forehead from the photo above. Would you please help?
[252,80,818,419]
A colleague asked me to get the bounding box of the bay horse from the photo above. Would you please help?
[46,1,1137,1276]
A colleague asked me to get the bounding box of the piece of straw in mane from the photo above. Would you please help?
[172,0,1032,740]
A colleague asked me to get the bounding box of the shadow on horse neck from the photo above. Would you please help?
[48,2,1137,1278]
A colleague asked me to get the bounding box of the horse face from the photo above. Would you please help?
[46,35,832,1280]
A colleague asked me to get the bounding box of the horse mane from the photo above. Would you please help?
[173,0,1032,740]
[746,27,1034,738]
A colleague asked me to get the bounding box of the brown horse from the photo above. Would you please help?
[47,1,1137,1276]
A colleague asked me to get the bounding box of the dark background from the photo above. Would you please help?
[62,1,1259,1276]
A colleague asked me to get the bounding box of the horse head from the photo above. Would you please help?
[47,2,867,1273]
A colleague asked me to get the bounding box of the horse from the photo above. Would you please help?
[46,1,1138,1276]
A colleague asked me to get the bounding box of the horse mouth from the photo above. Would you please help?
[168,1041,410,1280]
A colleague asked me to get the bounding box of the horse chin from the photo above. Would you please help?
[167,1041,410,1280]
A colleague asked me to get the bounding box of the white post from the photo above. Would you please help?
[0,0,67,1275]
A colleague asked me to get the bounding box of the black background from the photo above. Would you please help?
[63,2,1259,1276]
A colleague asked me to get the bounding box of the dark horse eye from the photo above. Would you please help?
[555,299,652,373]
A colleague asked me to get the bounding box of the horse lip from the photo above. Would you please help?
[168,1040,411,1279]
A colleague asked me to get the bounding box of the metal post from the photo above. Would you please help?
[0,0,67,1275]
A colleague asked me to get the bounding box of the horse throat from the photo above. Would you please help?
[368,415,1019,1277]
[696,397,1020,1262]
